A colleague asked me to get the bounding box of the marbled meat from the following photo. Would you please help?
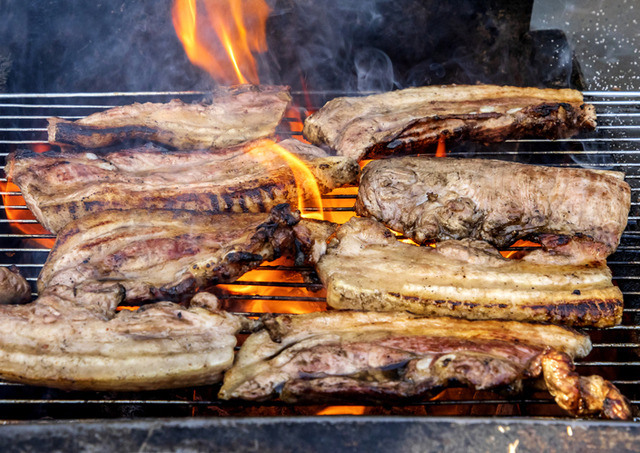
[48,84,291,150]
[7,139,359,233]
[219,311,630,420]
[304,84,596,161]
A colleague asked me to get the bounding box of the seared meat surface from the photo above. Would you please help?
[38,205,301,303]
[0,266,31,304]
[0,285,252,391]
[356,156,630,260]
[48,85,291,150]
[316,217,623,327]
[219,311,629,419]
[541,349,631,420]
[303,84,596,161]
[7,138,359,233]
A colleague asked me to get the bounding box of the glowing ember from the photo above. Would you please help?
[172,0,270,84]
[316,406,367,416]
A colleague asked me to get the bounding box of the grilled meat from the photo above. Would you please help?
[303,84,596,161]
[48,85,291,150]
[219,311,629,419]
[0,285,253,391]
[356,156,630,260]
[7,138,359,233]
[541,350,631,420]
[0,266,31,304]
[316,217,623,327]
[38,205,302,303]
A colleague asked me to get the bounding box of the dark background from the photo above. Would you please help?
[0,0,582,94]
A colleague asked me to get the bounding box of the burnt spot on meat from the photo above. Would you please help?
[207,193,220,213]
[524,299,623,327]
[529,102,572,118]
[236,195,249,213]
[225,251,265,263]
[220,193,235,213]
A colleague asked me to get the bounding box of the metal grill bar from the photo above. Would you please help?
[0,91,639,420]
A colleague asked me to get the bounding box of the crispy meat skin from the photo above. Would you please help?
[219,311,629,419]
[0,267,31,304]
[0,285,250,391]
[7,138,359,233]
[303,84,596,161]
[356,156,630,258]
[541,350,632,420]
[316,217,623,327]
[38,205,301,303]
[48,85,291,150]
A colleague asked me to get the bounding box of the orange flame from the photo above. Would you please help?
[172,0,270,84]
[317,406,367,415]
[500,239,542,259]
[436,135,446,157]
[0,181,55,249]
[217,257,326,314]
[246,139,324,220]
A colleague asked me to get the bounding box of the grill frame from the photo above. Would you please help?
[0,90,639,423]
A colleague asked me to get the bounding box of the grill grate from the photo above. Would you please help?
[0,91,639,420]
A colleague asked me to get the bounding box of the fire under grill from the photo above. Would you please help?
[0,90,640,423]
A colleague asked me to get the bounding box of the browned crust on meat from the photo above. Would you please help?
[49,84,292,150]
[38,205,301,303]
[7,139,358,233]
[356,292,623,328]
[220,311,629,419]
[541,349,632,420]
[303,84,596,161]
[355,156,630,257]
[317,217,623,327]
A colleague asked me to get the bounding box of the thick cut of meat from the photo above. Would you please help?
[38,205,302,303]
[0,284,252,391]
[0,266,31,304]
[7,138,359,233]
[316,217,623,327]
[303,84,596,161]
[48,85,291,150]
[219,311,630,419]
[356,156,630,259]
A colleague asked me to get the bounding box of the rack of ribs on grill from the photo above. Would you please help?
[315,217,623,327]
[7,139,359,234]
[303,84,597,161]
[355,156,630,262]
[219,311,631,420]
[48,85,292,150]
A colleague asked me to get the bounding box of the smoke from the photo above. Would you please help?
[0,0,586,94]
[265,0,580,101]
[354,48,396,93]
[0,0,214,93]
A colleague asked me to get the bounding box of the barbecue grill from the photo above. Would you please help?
[0,90,640,450]
[2,0,640,450]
